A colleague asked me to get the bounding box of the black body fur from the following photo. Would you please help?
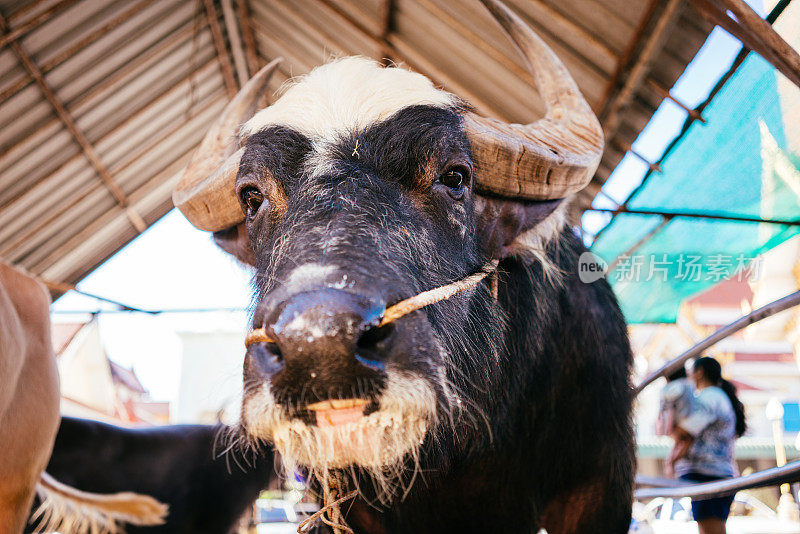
[26,417,274,534]
[230,105,634,533]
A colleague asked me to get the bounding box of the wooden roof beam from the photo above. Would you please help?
[645,78,705,123]
[35,153,193,281]
[689,0,800,88]
[377,0,396,64]
[202,0,238,97]
[0,63,225,258]
[379,0,396,37]
[236,0,262,73]
[312,0,504,118]
[595,0,661,116]
[0,11,147,234]
[608,138,662,173]
[0,0,160,105]
[0,20,203,166]
[221,0,249,85]
[599,0,684,140]
[412,0,536,87]
[0,0,81,49]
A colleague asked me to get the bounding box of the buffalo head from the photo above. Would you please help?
[173,0,602,502]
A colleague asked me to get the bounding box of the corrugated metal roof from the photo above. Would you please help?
[0,0,713,289]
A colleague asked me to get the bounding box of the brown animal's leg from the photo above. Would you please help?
[0,482,39,533]
[0,264,60,533]
[540,480,631,534]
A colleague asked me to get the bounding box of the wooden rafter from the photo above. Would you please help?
[0,20,203,165]
[313,0,503,117]
[588,0,796,228]
[599,0,684,140]
[689,0,800,88]
[35,152,193,281]
[221,0,249,85]
[377,0,396,63]
[596,0,661,116]
[0,63,226,261]
[378,0,395,37]
[608,138,661,173]
[0,0,159,105]
[0,0,81,49]
[0,11,147,234]
[645,78,705,123]
[413,0,536,86]
[236,0,261,74]
[202,0,238,97]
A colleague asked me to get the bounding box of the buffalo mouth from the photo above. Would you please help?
[243,373,437,471]
[303,398,376,427]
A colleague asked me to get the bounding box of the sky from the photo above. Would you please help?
[52,211,254,403]
[581,26,746,243]
[51,2,766,405]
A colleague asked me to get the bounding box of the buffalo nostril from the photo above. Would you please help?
[356,323,394,370]
[356,323,394,351]
[266,341,283,361]
[246,340,284,376]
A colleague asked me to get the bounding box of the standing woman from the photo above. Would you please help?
[668,356,747,534]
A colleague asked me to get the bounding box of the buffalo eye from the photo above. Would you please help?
[437,166,469,199]
[441,168,465,189]
[240,186,264,214]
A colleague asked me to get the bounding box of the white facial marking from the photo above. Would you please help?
[287,263,338,287]
[245,57,456,140]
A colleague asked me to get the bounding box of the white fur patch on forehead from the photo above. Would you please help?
[243,57,457,139]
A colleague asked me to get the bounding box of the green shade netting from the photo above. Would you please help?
[591,49,800,323]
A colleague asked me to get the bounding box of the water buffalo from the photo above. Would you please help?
[27,417,274,534]
[173,1,634,532]
[0,261,166,534]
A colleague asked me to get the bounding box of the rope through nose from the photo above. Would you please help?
[377,259,499,327]
[248,261,499,533]
[244,260,499,348]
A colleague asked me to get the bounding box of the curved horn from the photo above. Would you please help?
[173,58,282,231]
[467,0,603,200]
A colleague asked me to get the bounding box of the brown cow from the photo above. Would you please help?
[0,261,167,533]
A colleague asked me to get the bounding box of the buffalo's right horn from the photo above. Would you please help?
[173,58,282,232]
[466,0,603,200]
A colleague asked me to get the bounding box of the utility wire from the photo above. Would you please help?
[51,307,249,315]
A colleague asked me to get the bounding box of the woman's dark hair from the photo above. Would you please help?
[693,356,747,437]
[666,366,687,382]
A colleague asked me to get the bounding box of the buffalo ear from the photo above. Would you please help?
[213,223,257,266]
[474,194,563,258]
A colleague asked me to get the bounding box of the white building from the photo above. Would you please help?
[174,312,250,425]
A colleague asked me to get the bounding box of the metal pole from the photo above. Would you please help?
[636,290,800,393]
[635,460,800,499]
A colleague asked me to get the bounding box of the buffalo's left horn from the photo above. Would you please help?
[173,58,282,232]
[466,0,603,200]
